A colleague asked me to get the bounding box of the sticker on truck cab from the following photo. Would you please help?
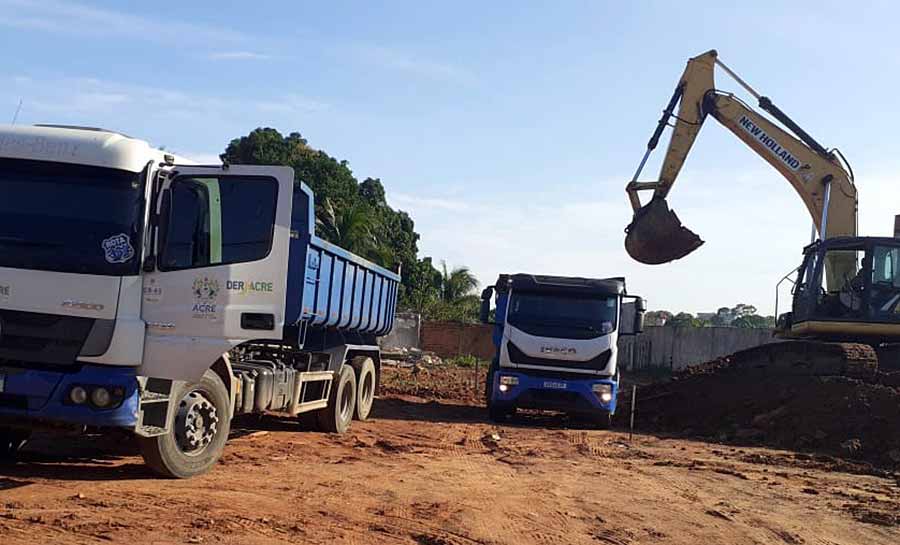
[101,233,135,264]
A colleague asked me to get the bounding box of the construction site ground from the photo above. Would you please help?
[1,363,898,545]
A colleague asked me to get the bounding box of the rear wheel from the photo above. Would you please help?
[0,428,29,461]
[138,370,231,479]
[352,357,377,421]
[317,365,357,433]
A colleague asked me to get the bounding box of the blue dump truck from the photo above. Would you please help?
[0,125,399,477]
[480,274,644,427]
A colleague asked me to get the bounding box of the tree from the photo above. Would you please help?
[732,314,775,329]
[644,310,673,326]
[315,198,377,257]
[221,127,420,287]
[667,312,700,328]
[439,261,479,303]
[731,303,758,319]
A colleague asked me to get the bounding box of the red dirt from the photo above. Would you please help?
[0,365,897,544]
[629,357,900,468]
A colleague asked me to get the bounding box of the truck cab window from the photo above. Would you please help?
[870,245,900,316]
[160,176,278,270]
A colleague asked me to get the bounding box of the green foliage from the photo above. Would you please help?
[439,261,479,303]
[446,354,480,368]
[221,127,482,323]
[644,310,673,326]
[221,127,423,288]
[666,312,706,328]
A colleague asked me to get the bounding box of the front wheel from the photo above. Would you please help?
[0,428,30,461]
[138,370,231,479]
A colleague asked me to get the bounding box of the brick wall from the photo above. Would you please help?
[420,321,495,360]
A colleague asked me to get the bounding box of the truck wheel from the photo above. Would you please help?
[594,412,612,430]
[317,364,357,433]
[352,357,377,421]
[488,403,514,422]
[138,369,231,479]
[0,428,29,461]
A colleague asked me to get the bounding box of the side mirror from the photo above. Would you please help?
[480,286,494,324]
[633,296,646,334]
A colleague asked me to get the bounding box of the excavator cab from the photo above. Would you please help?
[785,237,900,340]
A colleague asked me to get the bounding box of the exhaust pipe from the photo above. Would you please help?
[624,197,704,265]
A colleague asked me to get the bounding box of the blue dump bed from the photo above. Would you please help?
[284,184,401,337]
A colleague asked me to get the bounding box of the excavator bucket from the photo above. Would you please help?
[625,197,704,264]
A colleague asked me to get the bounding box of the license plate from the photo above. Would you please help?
[0,373,5,393]
[543,381,567,390]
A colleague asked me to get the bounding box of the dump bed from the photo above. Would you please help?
[284,185,401,337]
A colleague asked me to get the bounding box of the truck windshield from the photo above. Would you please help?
[0,158,145,276]
[506,291,618,339]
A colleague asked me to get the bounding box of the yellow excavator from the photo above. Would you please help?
[624,49,900,373]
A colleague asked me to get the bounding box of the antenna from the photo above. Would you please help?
[11,99,23,125]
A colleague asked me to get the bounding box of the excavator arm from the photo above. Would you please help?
[624,49,858,289]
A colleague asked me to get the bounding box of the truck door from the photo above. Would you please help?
[140,165,294,381]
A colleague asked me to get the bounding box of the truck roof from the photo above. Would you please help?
[495,273,626,296]
[0,124,194,173]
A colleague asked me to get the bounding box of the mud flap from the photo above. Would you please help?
[625,196,704,265]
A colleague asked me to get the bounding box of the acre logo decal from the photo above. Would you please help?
[226,280,274,295]
[0,284,9,299]
[192,276,221,318]
[738,116,803,171]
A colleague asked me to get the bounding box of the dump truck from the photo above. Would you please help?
[0,124,400,477]
[480,274,644,427]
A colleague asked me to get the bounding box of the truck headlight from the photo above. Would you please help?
[91,387,112,408]
[592,383,613,403]
[69,386,88,405]
[498,375,518,392]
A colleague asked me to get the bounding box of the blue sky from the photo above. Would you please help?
[2,0,898,314]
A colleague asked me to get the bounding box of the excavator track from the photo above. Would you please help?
[726,340,878,380]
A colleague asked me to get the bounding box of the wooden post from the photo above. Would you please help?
[629,385,637,442]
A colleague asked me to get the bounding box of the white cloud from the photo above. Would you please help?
[3,74,328,121]
[388,165,880,316]
[209,51,270,61]
[0,0,247,47]
[345,44,475,85]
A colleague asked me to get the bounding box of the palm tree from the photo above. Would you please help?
[316,198,376,254]
[439,261,479,303]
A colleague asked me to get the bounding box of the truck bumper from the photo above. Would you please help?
[0,364,139,429]
[492,370,617,414]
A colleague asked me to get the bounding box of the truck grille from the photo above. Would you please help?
[507,342,611,371]
[0,309,94,365]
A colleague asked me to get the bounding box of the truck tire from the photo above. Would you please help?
[352,356,377,421]
[138,369,231,479]
[0,428,29,461]
[488,403,514,422]
[317,364,357,433]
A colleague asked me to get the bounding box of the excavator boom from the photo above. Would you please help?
[625,49,857,280]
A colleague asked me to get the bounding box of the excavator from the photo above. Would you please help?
[624,49,900,374]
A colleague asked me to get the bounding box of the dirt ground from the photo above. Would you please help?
[1,366,898,545]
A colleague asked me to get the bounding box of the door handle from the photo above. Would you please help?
[241,313,275,331]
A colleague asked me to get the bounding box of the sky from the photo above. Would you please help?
[1,0,898,315]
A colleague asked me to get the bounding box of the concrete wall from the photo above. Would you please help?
[379,312,422,351]
[383,315,778,370]
[618,326,778,371]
